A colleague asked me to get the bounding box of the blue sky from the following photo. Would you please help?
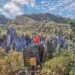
[0,0,75,19]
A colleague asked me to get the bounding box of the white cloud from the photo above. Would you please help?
[11,0,36,7]
[1,0,75,19]
[0,0,36,18]
[12,0,27,4]
[44,0,75,18]
[64,2,75,11]
[0,8,3,12]
[4,2,23,15]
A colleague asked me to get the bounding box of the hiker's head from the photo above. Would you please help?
[39,32,44,36]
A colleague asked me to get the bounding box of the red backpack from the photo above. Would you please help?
[33,35,41,45]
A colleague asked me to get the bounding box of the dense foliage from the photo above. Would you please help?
[41,51,75,75]
[0,49,74,75]
[0,49,24,75]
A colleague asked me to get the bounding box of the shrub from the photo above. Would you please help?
[41,51,75,75]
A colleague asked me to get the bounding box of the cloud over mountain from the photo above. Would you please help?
[0,0,75,19]
[0,0,35,18]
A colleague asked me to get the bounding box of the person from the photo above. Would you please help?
[5,28,17,52]
[46,39,55,58]
[56,35,65,54]
[38,43,44,64]
[33,33,45,69]
[33,34,41,46]
[25,34,32,48]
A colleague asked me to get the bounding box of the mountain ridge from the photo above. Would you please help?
[0,13,72,25]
